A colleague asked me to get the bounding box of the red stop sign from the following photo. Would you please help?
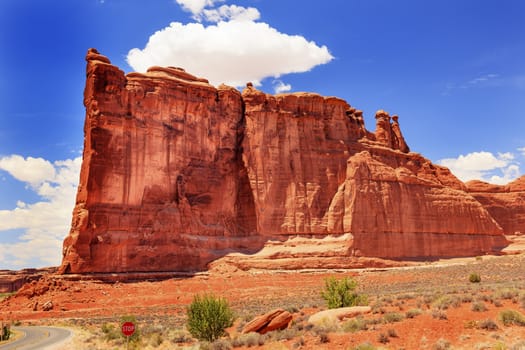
[121,321,135,336]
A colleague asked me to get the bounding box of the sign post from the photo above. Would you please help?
[121,321,135,350]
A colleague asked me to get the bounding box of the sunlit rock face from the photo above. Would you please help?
[467,177,525,236]
[59,49,510,274]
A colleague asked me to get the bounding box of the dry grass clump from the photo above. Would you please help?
[405,308,423,319]
[471,301,488,312]
[499,309,525,326]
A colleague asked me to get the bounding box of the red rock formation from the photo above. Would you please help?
[467,176,525,235]
[60,49,261,273]
[0,268,55,293]
[59,49,511,274]
[242,308,292,334]
[335,151,507,258]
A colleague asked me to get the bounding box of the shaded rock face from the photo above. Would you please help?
[60,49,512,273]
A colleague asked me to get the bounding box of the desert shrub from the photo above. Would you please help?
[312,327,329,344]
[433,338,451,350]
[292,337,305,348]
[433,295,461,310]
[377,333,389,344]
[352,343,376,350]
[431,309,448,320]
[187,294,234,342]
[499,309,525,326]
[210,339,232,350]
[148,332,164,347]
[461,294,473,303]
[477,319,498,331]
[232,332,261,347]
[200,339,233,350]
[387,328,398,338]
[469,273,481,283]
[405,308,423,319]
[1,325,10,341]
[342,317,368,333]
[271,328,299,342]
[396,293,415,300]
[321,277,368,309]
[383,312,404,323]
[172,329,193,343]
[494,288,519,301]
[101,323,119,341]
[471,301,488,312]
[477,294,493,303]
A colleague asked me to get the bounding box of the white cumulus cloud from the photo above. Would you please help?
[127,2,333,88]
[175,0,224,18]
[0,155,56,189]
[201,4,260,22]
[273,79,292,94]
[439,151,520,185]
[0,155,81,269]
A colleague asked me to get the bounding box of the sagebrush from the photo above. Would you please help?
[187,293,234,342]
[321,277,368,309]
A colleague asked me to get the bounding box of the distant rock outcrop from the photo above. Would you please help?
[59,49,513,274]
[467,176,525,235]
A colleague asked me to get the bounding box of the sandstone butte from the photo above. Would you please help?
[59,48,522,274]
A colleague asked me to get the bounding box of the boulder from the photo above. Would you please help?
[242,308,293,334]
[42,300,53,311]
[308,306,371,326]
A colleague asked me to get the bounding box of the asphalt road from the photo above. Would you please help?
[0,326,72,350]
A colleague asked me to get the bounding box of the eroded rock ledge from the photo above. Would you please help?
[59,49,515,274]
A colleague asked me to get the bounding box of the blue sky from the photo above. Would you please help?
[0,0,524,269]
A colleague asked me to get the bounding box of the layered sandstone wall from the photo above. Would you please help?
[467,176,525,235]
[60,49,514,273]
[61,49,261,273]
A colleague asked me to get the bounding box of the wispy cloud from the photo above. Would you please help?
[0,155,81,269]
[128,1,333,88]
[438,150,521,185]
[442,73,501,95]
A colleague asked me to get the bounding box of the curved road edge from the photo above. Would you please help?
[0,326,73,350]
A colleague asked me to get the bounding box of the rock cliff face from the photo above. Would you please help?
[60,49,513,273]
[466,176,525,235]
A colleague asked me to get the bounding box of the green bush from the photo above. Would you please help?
[101,323,120,341]
[187,294,234,342]
[1,325,10,341]
[469,273,481,283]
[499,309,525,326]
[321,277,368,309]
